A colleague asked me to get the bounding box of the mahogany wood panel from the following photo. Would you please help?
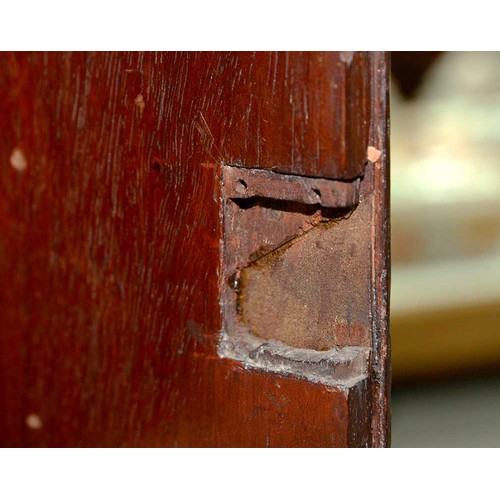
[0,52,389,447]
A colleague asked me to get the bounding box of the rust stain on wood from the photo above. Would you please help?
[223,165,360,208]
[238,204,371,350]
[220,164,372,387]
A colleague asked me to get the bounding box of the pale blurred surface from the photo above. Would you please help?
[392,51,500,268]
[391,52,500,383]
[391,52,500,447]
[392,375,500,448]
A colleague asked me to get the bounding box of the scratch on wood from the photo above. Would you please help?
[134,93,145,114]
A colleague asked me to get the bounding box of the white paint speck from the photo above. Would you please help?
[25,413,43,430]
[10,147,28,172]
[340,51,354,65]
[367,146,382,163]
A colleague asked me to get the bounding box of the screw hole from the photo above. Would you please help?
[238,179,248,189]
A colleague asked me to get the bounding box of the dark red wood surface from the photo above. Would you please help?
[0,52,389,447]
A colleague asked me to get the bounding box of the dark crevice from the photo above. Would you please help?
[231,196,354,219]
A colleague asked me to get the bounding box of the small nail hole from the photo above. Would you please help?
[238,179,248,189]
[312,188,321,198]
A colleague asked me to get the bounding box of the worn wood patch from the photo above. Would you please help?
[220,164,372,387]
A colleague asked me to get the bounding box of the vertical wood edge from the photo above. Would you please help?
[368,51,391,447]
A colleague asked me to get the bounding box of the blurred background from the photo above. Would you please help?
[391,52,500,447]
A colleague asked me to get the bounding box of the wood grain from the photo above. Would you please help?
[0,52,388,447]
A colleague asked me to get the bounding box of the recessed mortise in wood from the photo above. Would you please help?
[219,165,372,387]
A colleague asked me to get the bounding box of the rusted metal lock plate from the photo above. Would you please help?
[219,165,371,388]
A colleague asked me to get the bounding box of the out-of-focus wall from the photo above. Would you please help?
[391,52,500,382]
